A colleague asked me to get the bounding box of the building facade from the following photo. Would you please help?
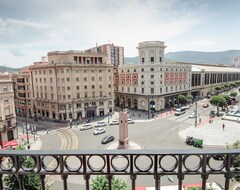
[29,50,114,121]
[115,41,192,111]
[13,68,33,118]
[0,73,17,148]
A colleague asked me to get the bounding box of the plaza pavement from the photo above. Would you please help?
[23,106,240,150]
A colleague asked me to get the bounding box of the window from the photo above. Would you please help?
[92,85,95,89]
[44,78,46,83]
[99,85,102,89]
[100,92,103,97]
[99,70,102,73]
[44,86,47,91]
[160,75,162,78]
[43,70,46,74]
[50,78,53,83]
[4,99,8,103]
[3,87,7,92]
[91,77,95,81]
[142,58,144,63]
[39,71,41,74]
[108,69,111,73]
[66,69,70,73]
[49,70,52,74]
[151,57,154,62]
[141,75,144,79]
[141,88,144,93]
[62,78,64,82]
[99,101,104,106]
[166,87,168,92]
[35,71,37,75]
[77,103,81,108]
[76,77,79,82]
[84,77,87,81]
[108,84,111,88]
[160,68,162,71]
[62,87,65,91]
[92,92,95,98]
[51,94,54,99]
[151,68,154,71]
[84,93,88,98]
[99,77,102,81]
[151,82,154,85]
[160,57,162,62]
[67,78,70,82]
[67,86,70,90]
[76,86,79,90]
[134,88,136,93]
[141,68,144,72]
[141,81,144,85]
[77,94,80,98]
[50,86,53,91]
[128,87,130,92]
[134,69,136,72]
[84,85,87,90]
[151,75,154,78]
[160,88,162,93]
[151,88,154,94]
[91,70,94,73]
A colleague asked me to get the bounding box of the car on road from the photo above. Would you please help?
[101,135,115,144]
[188,113,196,118]
[175,107,186,116]
[79,124,93,131]
[127,118,134,124]
[203,103,209,108]
[95,121,107,127]
[109,119,119,125]
[93,127,106,135]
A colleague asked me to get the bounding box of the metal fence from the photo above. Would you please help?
[0,149,239,190]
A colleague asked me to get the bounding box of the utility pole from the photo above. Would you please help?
[195,96,198,128]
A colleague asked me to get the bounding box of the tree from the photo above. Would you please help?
[187,95,193,103]
[220,94,230,107]
[215,86,221,95]
[91,176,127,190]
[177,95,187,105]
[209,96,226,115]
[4,145,41,190]
[227,140,240,182]
[230,91,238,97]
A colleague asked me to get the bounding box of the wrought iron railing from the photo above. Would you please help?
[0,149,239,190]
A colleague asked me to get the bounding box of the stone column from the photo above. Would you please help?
[118,111,129,149]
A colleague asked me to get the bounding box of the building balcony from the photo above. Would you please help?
[0,149,239,190]
[5,114,14,120]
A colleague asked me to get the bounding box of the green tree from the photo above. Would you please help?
[220,94,230,110]
[91,175,127,190]
[215,86,221,95]
[4,145,41,190]
[209,96,226,115]
[227,140,240,182]
[187,95,193,103]
[230,91,238,97]
[177,95,187,105]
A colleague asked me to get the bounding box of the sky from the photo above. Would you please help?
[1,0,240,68]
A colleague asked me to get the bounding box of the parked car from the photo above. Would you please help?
[175,107,186,116]
[127,118,134,124]
[95,121,107,127]
[203,103,209,108]
[109,119,119,125]
[101,135,115,144]
[79,124,93,131]
[93,127,106,135]
[188,113,196,118]
[212,154,224,160]
[183,105,191,109]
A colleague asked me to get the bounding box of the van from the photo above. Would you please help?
[175,107,186,116]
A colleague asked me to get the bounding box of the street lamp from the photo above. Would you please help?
[148,96,150,119]
[24,101,30,149]
[195,96,198,128]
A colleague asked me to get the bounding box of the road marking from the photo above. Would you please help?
[171,126,180,131]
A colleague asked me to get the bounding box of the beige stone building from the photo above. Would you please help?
[115,41,192,111]
[29,50,114,121]
[0,73,17,148]
[13,68,33,118]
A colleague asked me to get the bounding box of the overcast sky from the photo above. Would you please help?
[1,0,240,68]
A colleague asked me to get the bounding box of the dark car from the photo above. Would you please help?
[212,154,224,160]
[101,135,115,144]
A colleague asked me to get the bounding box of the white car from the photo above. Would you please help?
[127,118,134,124]
[79,124,93,131]
[109,119,119,125]
[93,127,106,135]
[95,121,107,127]
[188,113,196,118]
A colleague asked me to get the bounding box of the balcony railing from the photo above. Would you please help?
[0,149,239,190]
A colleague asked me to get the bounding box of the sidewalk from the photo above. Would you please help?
[178,116,240,148]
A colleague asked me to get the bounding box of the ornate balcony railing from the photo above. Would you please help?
[0,149,239,190]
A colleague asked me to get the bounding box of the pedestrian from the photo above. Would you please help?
[138,113,141,117]
[199,118,201,123]
[133,113,134,117]
[222,123,225,130]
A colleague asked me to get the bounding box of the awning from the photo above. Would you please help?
[3,140,18,148]
[135,187,146,190]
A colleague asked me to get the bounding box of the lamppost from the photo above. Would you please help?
[195,96,198,128]
[148,96,150,119]
[24,101,30,149]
